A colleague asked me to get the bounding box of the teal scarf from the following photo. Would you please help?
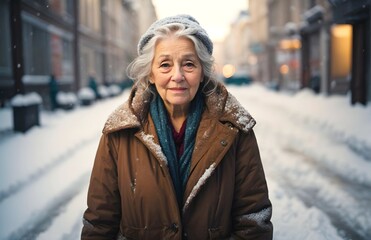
[150,90,204,207]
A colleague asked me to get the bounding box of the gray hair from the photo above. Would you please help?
[127,22,218,96]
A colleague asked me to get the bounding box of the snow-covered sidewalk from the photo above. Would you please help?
[0,93,130,239]
[0,84,370,239]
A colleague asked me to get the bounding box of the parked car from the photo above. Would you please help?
[224,72,253,86]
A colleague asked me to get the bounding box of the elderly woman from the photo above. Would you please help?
[82,15,273,240]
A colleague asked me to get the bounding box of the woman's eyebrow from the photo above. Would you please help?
[156,53,197,61]
[181,54,198,61]
[183,53,197,58]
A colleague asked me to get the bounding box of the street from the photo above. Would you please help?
[0,84,370,240]
[238,86,371,239]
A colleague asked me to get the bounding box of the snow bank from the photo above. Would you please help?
[56,92,78,105]
[10,92,42,107]
[77,88,96,101]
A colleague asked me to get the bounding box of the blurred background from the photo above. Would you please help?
[0,0,371,239]
[0,0,370,109]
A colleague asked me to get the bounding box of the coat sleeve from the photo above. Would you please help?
[231,129,273,239]
[81,133,121,240]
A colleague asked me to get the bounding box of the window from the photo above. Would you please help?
[79,0,101,32]
[22,22,51,75]
[62,39,73,81]
[0,0,12,77]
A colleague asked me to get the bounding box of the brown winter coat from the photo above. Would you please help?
[82,82,273,240]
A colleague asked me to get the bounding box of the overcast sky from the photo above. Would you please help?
[152,0,248,42]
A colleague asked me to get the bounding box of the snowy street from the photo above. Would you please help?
[233,86,371,240]
[0,84,370,240]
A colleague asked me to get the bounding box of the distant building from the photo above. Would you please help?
[328,0,371,105]
[0,0,157,109]
[300,0,371,105]
[266,0,307,92]
[232,0,371,105]
[247,0,269,85]
[223,11,251,78]
[137,0,158,36]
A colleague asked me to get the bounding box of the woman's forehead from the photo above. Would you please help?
[155,36,195,51]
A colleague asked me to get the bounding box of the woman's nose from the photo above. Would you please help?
[171,66,184,82]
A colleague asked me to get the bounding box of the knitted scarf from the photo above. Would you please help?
[150,90,204,207]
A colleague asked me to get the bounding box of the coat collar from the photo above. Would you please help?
[102,82,255,134]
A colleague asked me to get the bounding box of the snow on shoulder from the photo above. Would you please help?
[224,93,256,132]
[103,101,140,133]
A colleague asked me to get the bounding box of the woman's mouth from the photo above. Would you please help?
[169,87,187,92]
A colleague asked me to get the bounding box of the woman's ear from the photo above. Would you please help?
[149,73,154,84]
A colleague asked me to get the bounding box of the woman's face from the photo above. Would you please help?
[150,35,203,112]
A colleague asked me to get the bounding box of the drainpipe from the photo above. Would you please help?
[10,0,25,95]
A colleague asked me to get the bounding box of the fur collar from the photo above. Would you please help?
[103,82,255,134]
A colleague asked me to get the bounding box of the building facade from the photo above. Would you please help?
[300,0,332,94]
[223,11,251,77]
[300,0,371,105]
[329,0,371,105]
[0,0,157,109]
[230,0,371,105]
[267,0,308,91]
[248,0,269,85]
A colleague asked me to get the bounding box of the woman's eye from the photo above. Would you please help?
[160,63,170,68]
[184,62,195,68]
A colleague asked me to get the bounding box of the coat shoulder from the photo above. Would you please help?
[103,101,141,134]
[223,92,256,132]
[102,86,151,134]
[206,83,256,132]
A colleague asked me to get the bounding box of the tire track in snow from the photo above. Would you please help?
[281,147,371,240]
[60,215,85,240]
[0,92,129,239]
[5,172,90,240]
[0,135,97,203]
[237,92,371,238]
[284,110,371,162]
[0,131,98,239]
[233,88,371,162]
[263,170,344,240]
[37,179,88,240]
[234,90,371,187]
[256,121,371,239]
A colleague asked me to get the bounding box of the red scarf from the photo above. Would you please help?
[171,119,187,158]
